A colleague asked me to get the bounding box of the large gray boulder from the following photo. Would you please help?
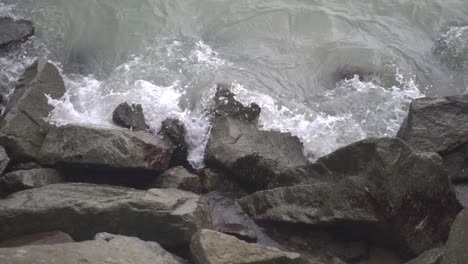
[0,17,34,50]
[0,168,64,194]
[190,229,308,264]
[39,125,174,172]
[442,209,468,264]
[0,61,65,161]
[205,85,307,191]
[205,116,307,191]
[397,95,468,181]
[240,138,462,257]
[0,183,210,247]
[0,234,186,264]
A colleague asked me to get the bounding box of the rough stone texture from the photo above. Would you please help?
[442,209,468,264]
[205,116,307,191]
[404,247,445,264]
[0,168,64,194]
[39,125,174,172]
[0,231,74,248]
[9,162,41,171]
[0,61,65,161]
[397,95,468,181]
[0,145,10,175]
[0,235,186,264]
[0,17,34,50]
[213,84,261,122]
[94,233,187,264]
[240,138,462,258]
[190,229,308,264]
[150,166,201,193]
[216,223,257,243]
[0,183,210,247]
[197,168,221,193]
[112,102,149,131]
[160,118,189,166]
[455,184,468,207]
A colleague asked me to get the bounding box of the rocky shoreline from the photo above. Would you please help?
[0,16,467,264]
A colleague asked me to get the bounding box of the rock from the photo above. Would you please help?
[150,166,201,193]
[205,116,307,191]
[39,125,174,172]
[397,95,468,181]
[190,229,308,264]
[9,162,41,171]
[94,233,187,263]
[197,168,222,193]
[0,168,64,194]
[160,118,189,166]
[404,247,445,264]
[0,234,186,264]
[442,209,468,264]
[455,184,468,207]
[213,84,261,122]
[112,102,149,131]
[0,17,34,50]
[0,145,10,175]
[0,231,74,248]
[239,138,462,257]
[327,240,368,262]
[0,61,65,161]
[216,223,257,243]
[0,183,210,247]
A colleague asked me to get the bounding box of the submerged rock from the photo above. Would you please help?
[239,138,461,258]
[397,95,468,181]
[0,168,64,194]
[190,229,308,264]
[442,209,468,264]
[160,118,189,166]
[112,102,149,131]
[0,17,34,50]
[40,125,174,172]
[0,234,186,264]
[0,61,66,161]
[0,183,210,247]
[150,166,201,193]
[0,231,74,248]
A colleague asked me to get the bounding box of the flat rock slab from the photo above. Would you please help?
[40,125,174,172]
[0,17,34,49]
[0,235,186,264]
[0,183,210,247]
[190,229,309,264]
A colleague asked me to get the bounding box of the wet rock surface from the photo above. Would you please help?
[0,231,74,248]
[213,84,261,122]
[0,168,64,194]
[39,125,174,172]
[0,183,210,247]
[0,61,65,161]
[160,118,189,166]
[442,209,468,264]
[150,166,201,193]
[0,145,10,175]
[0,17,34,50]
[404,247,444,264]
[397,95,468,182]
[239,138,462,258]
[0,234,186,264]
[190,229,309,264]
[112,102,149,131]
